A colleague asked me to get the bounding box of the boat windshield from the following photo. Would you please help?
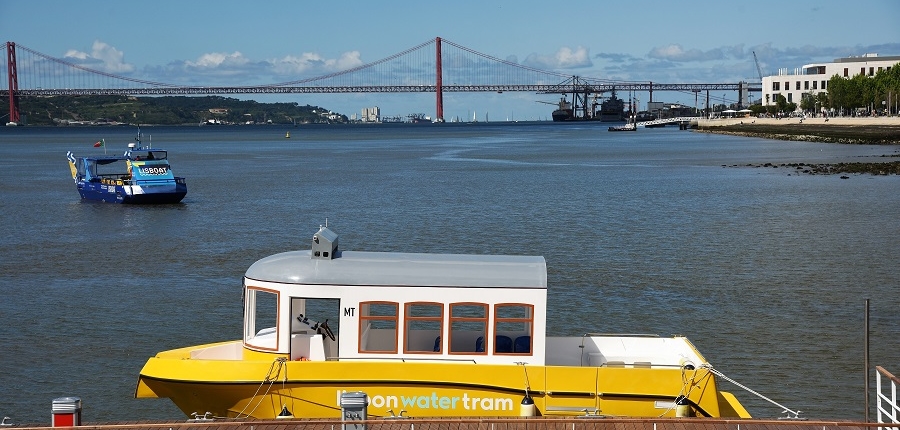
[130,150,167,160]
[94,159,130,177]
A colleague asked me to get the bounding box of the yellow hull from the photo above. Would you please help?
[137,342,750,419]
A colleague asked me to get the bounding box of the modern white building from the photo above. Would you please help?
[361,106,380,122]
[761,53,900,109]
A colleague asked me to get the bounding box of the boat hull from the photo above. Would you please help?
[551,109,574,122]
[136,342,749,420]
[76,179,187,204]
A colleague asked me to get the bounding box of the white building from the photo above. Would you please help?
[761,53,900,110]
[361,106,381,123]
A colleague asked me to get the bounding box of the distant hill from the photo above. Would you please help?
[3,95,348,126]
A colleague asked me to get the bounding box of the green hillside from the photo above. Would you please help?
[3,95,348,126]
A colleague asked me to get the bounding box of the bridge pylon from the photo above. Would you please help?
[435,37,444,122]
[6,41,20,125]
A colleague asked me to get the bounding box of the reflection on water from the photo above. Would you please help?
[1,124,898,423]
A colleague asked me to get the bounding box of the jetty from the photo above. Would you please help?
[0,417,889,430]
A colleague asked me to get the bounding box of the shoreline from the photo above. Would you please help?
[695,116,900,145]
[695,117,900,175]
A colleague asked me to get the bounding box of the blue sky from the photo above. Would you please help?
[3,0,899,121]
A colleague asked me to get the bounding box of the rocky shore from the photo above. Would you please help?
[725,160,900,176]
[697,117,900,175]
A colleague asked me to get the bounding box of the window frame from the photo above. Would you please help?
[493,303,535,355]
[243,286,280,352]
[358,301,399,354]
[448,302,488,355]
[403,301,444,354]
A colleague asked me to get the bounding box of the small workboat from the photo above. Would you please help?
[66,132,186,204]
[136,225,750,419]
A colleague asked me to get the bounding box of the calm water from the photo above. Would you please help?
[1,123,898,424]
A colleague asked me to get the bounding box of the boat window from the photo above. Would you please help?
[95,159,129,177]
[359,301,398,353]
[494,304,534,355]
[449,303,487,355]
[244,287,279,351]
[75,159,85,178]
[404,302,443,354]
[290,297,341,335]
[130,150,166,160]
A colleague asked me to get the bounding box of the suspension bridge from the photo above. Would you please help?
[2,37,760,124]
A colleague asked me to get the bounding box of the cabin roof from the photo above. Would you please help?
[245,250,547,289]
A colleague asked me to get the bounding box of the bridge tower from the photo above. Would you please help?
[435,37,444,122]
[6,42,20,125]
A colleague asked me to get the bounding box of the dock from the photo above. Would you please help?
[2,417,889,430]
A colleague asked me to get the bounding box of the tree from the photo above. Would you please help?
[826,62,900,115]
[800,92,816,112]
[774,94,788,114]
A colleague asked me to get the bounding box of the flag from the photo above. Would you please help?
[93,139,104,148]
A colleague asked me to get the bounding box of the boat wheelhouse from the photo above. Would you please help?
[136,226,750,420]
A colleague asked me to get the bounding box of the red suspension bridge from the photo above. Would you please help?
[2,37,759,124]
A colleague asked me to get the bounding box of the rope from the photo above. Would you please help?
[701,364,804,419]
[656,364,712,418]
[234,357,288,419]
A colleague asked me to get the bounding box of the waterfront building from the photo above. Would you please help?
[362,106,381,122]
[761,53,900,111]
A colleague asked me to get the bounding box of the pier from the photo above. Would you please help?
[0,417,884,430]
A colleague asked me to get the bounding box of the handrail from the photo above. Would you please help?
[876,366,900,430]
[636,116,700,127]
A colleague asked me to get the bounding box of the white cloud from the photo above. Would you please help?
[186,51,250,68]
[271,51,364,75]
[648,44,724,62]
[523,46,592,69]
[63,40,134,73]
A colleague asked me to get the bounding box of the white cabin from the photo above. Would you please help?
[242,226,549,364]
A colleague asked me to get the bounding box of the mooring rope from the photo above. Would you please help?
[234,357,288,419]
[702,364,804,419]
[656,363,710,417]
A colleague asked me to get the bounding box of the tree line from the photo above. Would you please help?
[753,62,900,116]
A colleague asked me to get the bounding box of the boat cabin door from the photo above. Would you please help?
[290,297,340,360]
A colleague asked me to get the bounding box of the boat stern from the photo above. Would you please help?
[717,391,752,418]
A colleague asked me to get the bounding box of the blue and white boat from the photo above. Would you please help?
[66,132,187,204]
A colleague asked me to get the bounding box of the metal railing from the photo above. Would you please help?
[877,366,900,430]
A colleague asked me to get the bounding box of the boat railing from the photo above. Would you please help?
[582,333,661,338]
[97,176,184,186]
[133,177,181,185]
[98,176,130,186]
[325,356,477,363]
[636,116,701,127]
[876,366,900,430]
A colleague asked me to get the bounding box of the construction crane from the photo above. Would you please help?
[752,51,764,82]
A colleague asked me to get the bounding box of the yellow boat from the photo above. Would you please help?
[136,225,750,420]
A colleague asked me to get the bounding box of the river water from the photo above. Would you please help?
[1,123,898,424]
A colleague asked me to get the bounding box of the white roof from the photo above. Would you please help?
[245,249,548,289]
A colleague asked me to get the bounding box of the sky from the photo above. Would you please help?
[3,0,900,121]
